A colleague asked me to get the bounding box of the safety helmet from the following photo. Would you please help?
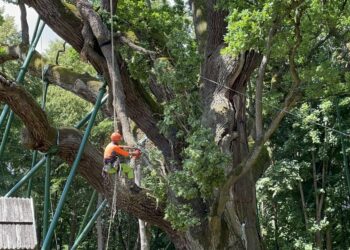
[111,132,122,142]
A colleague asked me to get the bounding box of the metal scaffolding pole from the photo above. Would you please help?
[0,19,45,160]
[41,82,106,249]
[71,200,107,250]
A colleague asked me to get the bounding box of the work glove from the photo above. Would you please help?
[132,149,142,159]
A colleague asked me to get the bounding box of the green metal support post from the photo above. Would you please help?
[0,20,45,160]
[77,190,98,236]
[27,79,49,197]
[74,94,108,129]
[0,105,10,129]
[5,157,46,197]
[41,82,106,250]
[71,200,107,250]
[26,151,38,197]
[43,155,51,238]
[0,111,14,158]
[7,85,106,197]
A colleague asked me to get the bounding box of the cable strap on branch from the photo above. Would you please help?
[99,40,112,47]
[45,129,60,155]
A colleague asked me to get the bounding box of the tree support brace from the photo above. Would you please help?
[77,190,98,236]
[0,105,10,130]
[5,157,46,197]
[0,19,45,160]
[28,71,50,197]
[41,80,107,250]
[71,199,107,250]
[75,94,108,129]
[26,151,38,197]
[42,155,51,239]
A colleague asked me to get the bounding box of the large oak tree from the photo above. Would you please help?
[1,0,349,249]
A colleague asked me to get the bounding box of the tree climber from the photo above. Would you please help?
[103,132,141,175]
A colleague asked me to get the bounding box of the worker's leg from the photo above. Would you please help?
[103,159,113,176]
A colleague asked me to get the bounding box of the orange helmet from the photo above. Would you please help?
[111,132,122,142]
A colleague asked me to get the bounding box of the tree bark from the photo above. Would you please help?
[0,73,187,247]
[23,0,172,158]
[312,151,322,249]
[18,0,29,45]
[0,1,310,249]
[298,181,308,231]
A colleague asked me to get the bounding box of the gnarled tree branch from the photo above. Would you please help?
[0,72,183,243]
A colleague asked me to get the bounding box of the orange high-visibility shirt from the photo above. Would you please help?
[104,142,130,159]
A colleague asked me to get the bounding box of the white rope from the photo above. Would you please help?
[200,75,350,138]
[110,0,117,132]
[105,2,118,249]
[105,166,118,250]
[241,222,247,249]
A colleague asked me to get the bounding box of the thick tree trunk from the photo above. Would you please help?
[199,30,261,250]
[0,1,290,249]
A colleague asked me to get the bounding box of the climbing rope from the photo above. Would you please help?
[105,162,119,250]
[105,4,125,246]
[110,0,117,132]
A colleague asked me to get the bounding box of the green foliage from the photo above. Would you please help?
[171,125,229,199]
[258,96,350,249]
[164,203,200,231]
[221,1,350,248]
[223,2,276,56]
[142,148,167,202]
[2,0,350,247]
[44,40,96,75]
[45,86,92,127]
[0,9,20,45]
[164,125,229,230]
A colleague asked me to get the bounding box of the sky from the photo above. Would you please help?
[0,1,62,53]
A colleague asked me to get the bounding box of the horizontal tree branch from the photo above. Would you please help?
[21,0,173,159]
[0,72,180,239]
[117,33,157,56]
[0,44,171,157]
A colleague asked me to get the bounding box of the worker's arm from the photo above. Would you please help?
[118,145,135,150]
[114,146,130,157]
